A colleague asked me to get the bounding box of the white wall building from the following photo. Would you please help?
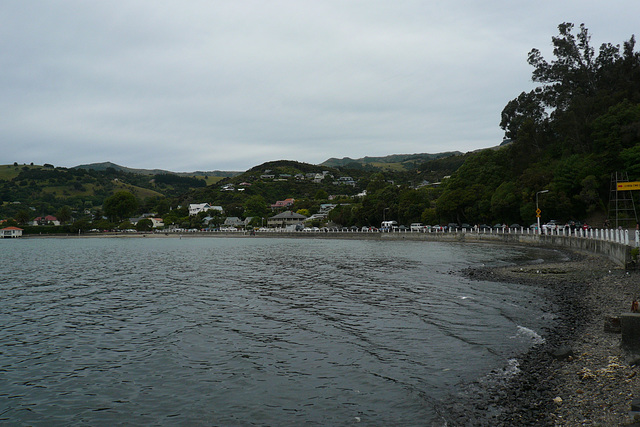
[189,203,223,216]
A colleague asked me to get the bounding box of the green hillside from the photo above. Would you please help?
[321,151,462,170]
[180,160,360,207]
[73,161,241,178]
[0,163,207,220]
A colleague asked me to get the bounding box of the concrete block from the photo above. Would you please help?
[620,314,640,353]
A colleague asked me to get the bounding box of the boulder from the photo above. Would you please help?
[549,346,574,360]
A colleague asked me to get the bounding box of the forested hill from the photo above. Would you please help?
[436,23,640,227]
[321,151,462,170]
[0,163,211,220]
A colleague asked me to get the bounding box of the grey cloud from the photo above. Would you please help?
[1,1,639,171]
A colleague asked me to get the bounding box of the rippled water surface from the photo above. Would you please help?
[0,237,560,425]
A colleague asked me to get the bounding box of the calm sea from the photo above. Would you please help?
[0,237,562,425]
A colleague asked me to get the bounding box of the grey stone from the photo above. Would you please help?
[549,346,574,360]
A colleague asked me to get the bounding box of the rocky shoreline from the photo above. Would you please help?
[440,250,640,426]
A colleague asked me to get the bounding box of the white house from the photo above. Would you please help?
[189,203,224,216]
[150,218,164,228]
[1,226,23,238]
[31,215,60,226]
[189,203,209,216]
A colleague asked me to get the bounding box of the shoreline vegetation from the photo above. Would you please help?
[13,232,640,424]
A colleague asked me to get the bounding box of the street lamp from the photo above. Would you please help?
[536,190,549,234]
[383,207,390,223]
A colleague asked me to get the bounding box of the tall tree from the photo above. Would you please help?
[15,209,30,225]
[103,191,139,222]
[56,205,72,224]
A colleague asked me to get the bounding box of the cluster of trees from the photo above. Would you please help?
[437,23,640,227]
[319,24,640,228]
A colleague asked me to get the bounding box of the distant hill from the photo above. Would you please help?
[0,162,224,219]
[321,152,462,171]
[178,159,357,206]
[73,161,241,178]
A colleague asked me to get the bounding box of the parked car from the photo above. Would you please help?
[542,220,560,233]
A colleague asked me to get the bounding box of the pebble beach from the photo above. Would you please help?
[441,250,640,426]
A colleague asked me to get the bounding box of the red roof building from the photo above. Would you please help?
[1,226,23,238]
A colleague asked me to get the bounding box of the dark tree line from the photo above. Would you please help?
[437,23,640,226]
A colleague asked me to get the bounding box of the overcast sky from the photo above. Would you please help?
[1,1,638,172]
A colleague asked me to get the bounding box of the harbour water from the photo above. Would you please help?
[0,237,563,425]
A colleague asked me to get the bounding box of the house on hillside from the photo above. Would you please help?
[334,176,356,186]
[31,215,60,226]
[271,198,295,210]
[1,226,23,238]
[224,217,244,227]
[189,203,209,216]
[268,211,307,228]
[189,203,223,216]
[150,218,164,228]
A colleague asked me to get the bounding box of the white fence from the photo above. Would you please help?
[164,225,640,248]
[240,226,639,247]
[376,226,638,246]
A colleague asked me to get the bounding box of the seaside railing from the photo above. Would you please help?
[153,223,640,249]
[175,225,639,247]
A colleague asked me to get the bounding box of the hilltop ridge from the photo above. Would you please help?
[321,151,462,170]
[73,161,241,178]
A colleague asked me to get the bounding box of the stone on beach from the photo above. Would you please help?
[440,252,640,426]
